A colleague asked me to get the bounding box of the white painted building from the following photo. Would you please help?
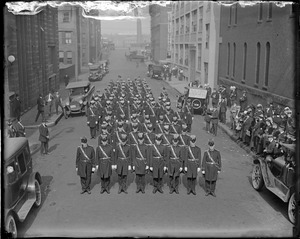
[170,1,221,89]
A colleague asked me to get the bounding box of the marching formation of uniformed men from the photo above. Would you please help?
[75,77,222,196]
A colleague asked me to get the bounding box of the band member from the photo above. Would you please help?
[201,139,221,197]
[166,134,184,194]
[162,124,172,146]
[184,135,201,195]
[179,124,190,147]
[114,133,132,194]
[170,116,182,134]
[149,134,167,193]
[96,134,114,194]
[132,133,149,193]
[98,123,112,145]
[76,137,96,194]
[39,119,50,155]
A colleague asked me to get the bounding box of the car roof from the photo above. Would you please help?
[4,137,28,161]
[66,81,90,89]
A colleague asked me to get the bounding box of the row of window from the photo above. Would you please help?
[59,51,73,64]
[227,42,270,88]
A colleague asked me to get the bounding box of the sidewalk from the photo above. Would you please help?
[18,69,90,156]
[166,76,256,157]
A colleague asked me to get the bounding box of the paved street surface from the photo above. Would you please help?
[20,49,292,237]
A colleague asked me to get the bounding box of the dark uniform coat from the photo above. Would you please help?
[149,144,167,178]
[96,144,114,178]
[132,144,149,174]
[76,145,96,178]
[184,146,201,178]
[166,145,184,177]
[114,143,132,176]
[201,149,221,181]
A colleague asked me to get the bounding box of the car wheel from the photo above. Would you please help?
[34,179,42,207]
[6,214,17,238]
[288,192,296,224]
[252,163,264,191]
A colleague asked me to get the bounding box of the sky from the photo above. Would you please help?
[101,15,151,35]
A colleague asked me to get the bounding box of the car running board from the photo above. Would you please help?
[265,182,290,202]
[17,194,36,221]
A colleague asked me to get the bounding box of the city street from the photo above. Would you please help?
[20,49,292,237]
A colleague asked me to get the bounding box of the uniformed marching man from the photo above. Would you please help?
[98,122,112,145]
[132,133,149,194]
[162,124,172,146]
[96,134,114,194]
[184,135,201,195]
[210,106,219,136]
[76,137,96,194]
[201,139,222,197]
[87,100,98,139]
[114,133,132,194]
[149,134,167,193]
[178,124,190,147]
[166,134,184,194]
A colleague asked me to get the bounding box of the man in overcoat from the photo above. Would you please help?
[35,94,45,122]
[201,139,222,197]
[13,118,26,137]
[113,133,132,194]
[96,134,114,194]
[87,104,98,139]
[166,134,184,194]
[39,119,49,155]
[132,133,149,193]
[76,137,96,194]
[184,135,201,195]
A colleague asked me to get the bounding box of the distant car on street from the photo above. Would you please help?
[147,63,164,80]
[65,81,95,117]
[252,142,297,224]
[88,64,102,82]
[177,87,207,115]
[4,137,42,238]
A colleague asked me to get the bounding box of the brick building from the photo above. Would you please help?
[218,2,296,108]
[149,3,172,63]
[4,6,59,118]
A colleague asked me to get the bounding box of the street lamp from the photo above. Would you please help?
[7,55,16,64]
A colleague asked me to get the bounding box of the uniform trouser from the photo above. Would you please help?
[80,174,92,191]
[55,102,64,115]
[187,177,196,192]
[101,177,110,191]
[187,123,192,132]
[205,180,216,193]
[220,112,226,123]
[153,178,163,190]
[90,127,96,138]
[118,174,127,191]
[40,141,49,154]
[211,122,218,136]
[136,174,146,190]
[35,110,45,122]
[169,174,179,191]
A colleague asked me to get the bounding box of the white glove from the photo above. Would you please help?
[96,121,98,124]
[87,122,90,125]
[163,167,167,171]
[133,166,135,170]
[76,168,78,172]
[114,165,117,170]
[202,171,205,174]
[179,167,183,172]
[197,168,201,173]
[184,167,187,172]
[150,167,153,171]
[96,165,99,170]
[92,167,95,172]
[146,166,149,170]
[217,171,220,174]
[111,165,114,170]
[128,165,132,171]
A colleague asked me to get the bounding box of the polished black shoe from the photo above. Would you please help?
[205,192,210,196]
[211,192,216,197]
[158,188,164,194]
[118,188,122,194]
[175,189,179,194]
[106,189,110,194]
[86,189,91,194]
[142,189,145,194]
[153,188,157,194]
[192,190,196,195]
[80,190,86,194]
[136,189,140,193]
[100,189,105,194]
[187,191,191,195]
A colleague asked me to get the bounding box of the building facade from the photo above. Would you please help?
[58,6,101,77]
[149,3,172,63]
[218,2,296,108]
[170,1,221,87]
[4,6,59,118]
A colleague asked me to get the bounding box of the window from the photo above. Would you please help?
[63,11,70,23]
[264,42,270,88]
[17,153,26,174]
[204,62,208,84]
[6,162,18,184]
[205,24,210,49]
[67,51,72,64]
[227,43,230,77]
[232,43,236,79]
[185,13,190,34]
[192,10,197,32]
[258,3,263,22]
[242,43,247,82]
[267,3,272,20]
[198,43,202,70]
[234,3,237,25]
[198,18,203,33]
[198,7,203,32]
[228,5,232,26]
[255,42,261,85]
[176,18,179,35]
[24,147,30,164]
[180,16,184,34]
[185,44,189,66]
[61,32,72,44]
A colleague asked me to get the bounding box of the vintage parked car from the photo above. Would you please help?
[64,81,95,117]
[147,63,164,80]
[4,137,42,238]
[176,87,207,115]
[252,142,297,224]
[88,64,102,82]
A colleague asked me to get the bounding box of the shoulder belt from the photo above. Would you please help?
[179,134,186,146]
[170,145,178,159]
[136,144,145,159]
[98,145,109,159]
[206,150,220,170]
[153,144,162,158]
[130,132,138,145]
[145,133,153,145]
[188,146,196,161]
[118,143,127,158]
[79,146,91,161]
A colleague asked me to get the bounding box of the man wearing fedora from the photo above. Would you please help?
[39,119,50,155]
[202,139,222,197]
[76,137,96,194]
